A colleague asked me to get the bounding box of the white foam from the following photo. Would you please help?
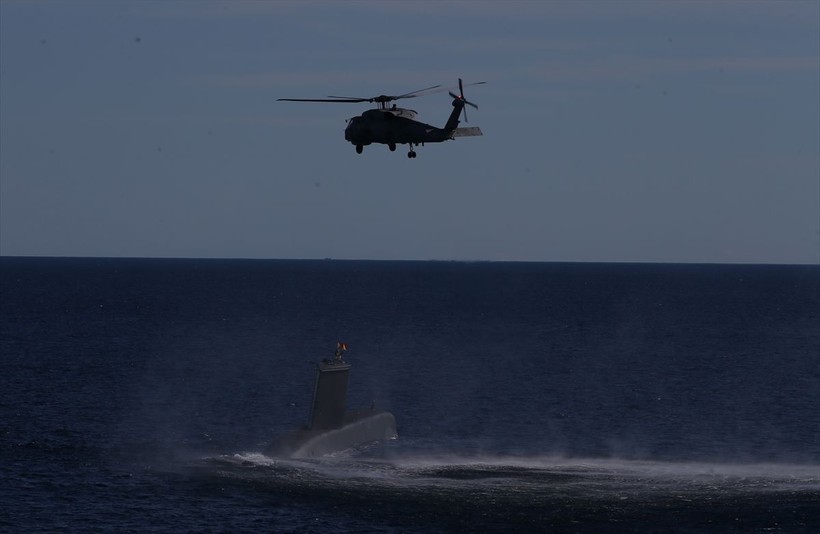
[382,453,820,482]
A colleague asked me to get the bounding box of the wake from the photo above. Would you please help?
[203,450,820,496]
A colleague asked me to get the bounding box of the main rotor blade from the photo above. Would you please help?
[395,84,443,99]
[280,81,485,106]
[277,98,369,103]
[446,80,487,93]
[326,84,444,104]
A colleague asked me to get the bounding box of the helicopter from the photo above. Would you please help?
[278,78,485,158]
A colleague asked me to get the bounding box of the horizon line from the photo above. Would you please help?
[1,254,818,267]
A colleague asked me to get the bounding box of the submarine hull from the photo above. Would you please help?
[267,410,397,458]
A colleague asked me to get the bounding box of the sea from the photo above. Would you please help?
[1,257,818,533]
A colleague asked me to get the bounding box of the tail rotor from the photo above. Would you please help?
[448,78,485,122]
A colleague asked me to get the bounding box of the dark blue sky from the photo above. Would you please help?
[1,1,818,263]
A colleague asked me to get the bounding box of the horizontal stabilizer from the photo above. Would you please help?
[452,126,483,137]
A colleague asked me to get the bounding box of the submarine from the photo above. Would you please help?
[266,343,397,458]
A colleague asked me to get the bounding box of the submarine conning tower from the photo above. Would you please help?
[266,341,397,458]
[308,359,351,430]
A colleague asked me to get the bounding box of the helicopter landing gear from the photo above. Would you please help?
[355,144,363,154]
[407,144,417,158]
[388,143,396,152]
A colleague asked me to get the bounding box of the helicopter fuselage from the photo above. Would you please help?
[344,108,454,147]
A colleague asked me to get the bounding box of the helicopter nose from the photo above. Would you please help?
[346,117,364,133]
[345,118,359,141]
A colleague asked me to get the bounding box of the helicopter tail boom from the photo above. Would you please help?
[443,99,465,132]
[443,78,482,132]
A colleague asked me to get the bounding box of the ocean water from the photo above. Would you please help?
[1,257,818,532]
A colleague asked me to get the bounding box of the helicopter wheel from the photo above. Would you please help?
[407,151,416,159]
[355,144,363,154]
[388,143,396,152]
